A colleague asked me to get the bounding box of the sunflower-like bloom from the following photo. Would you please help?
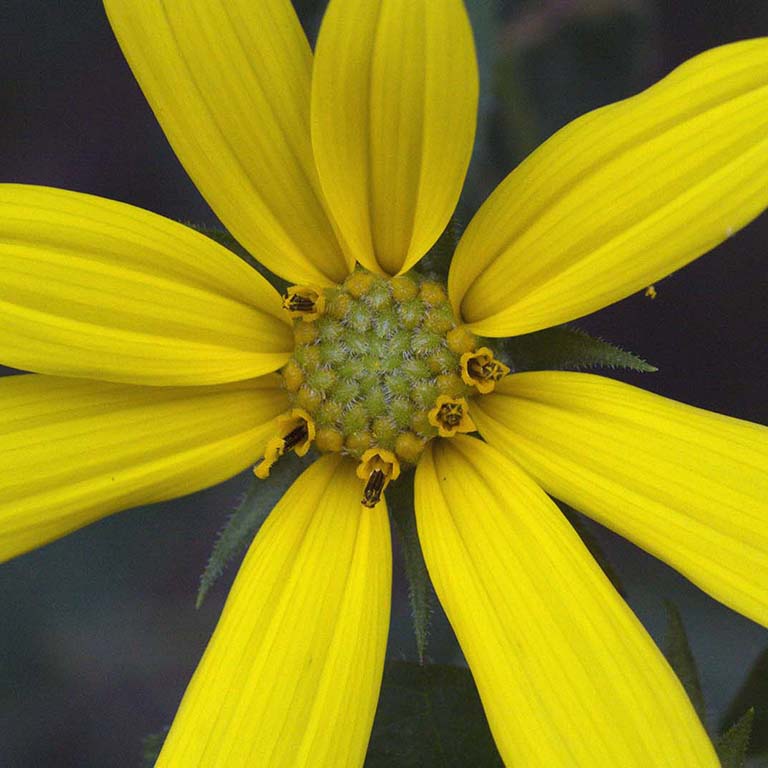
[1,0,766,765]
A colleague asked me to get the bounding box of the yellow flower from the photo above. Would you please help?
[0,0,766,765]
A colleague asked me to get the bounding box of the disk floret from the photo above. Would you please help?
[283,269,480,466]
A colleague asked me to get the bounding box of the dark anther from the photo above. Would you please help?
[469,357,504,382]
[439,403,463,428]
[284,293,316,312]
[283,422,309,450]
[362,469,386,508]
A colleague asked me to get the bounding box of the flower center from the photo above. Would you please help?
[255,267,510,504]
[281,268,481,466]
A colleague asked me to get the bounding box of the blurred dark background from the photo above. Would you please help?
[1,1,767,765]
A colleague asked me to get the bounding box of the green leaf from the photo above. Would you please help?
[500,324,657,373]
[196,453,310,608]
[662,601,706,721]
[558,504,625,597]
[388,471,435,663]
[186,223,290,294]
[717,709,754,768]
[140,728,168,767]
[365,661,503,768]
[721,646,768,755]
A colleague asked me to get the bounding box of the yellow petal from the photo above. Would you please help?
[104,0,350,286]
[157,455,391,767]
[312,0,478,275]
[415,437,718,767]
[0,374,287,563]
[0,185,292,385]
[450,38,768,336]
[474,372,768,627]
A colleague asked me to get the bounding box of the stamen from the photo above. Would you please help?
[282,286,326,321]
[286,295,315,312]
[254,409,315,479]
[460,347,510,394]
[356,448,401,509]
[363,469,386,508]
[428,395,477,438]
[283,423,309,451]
